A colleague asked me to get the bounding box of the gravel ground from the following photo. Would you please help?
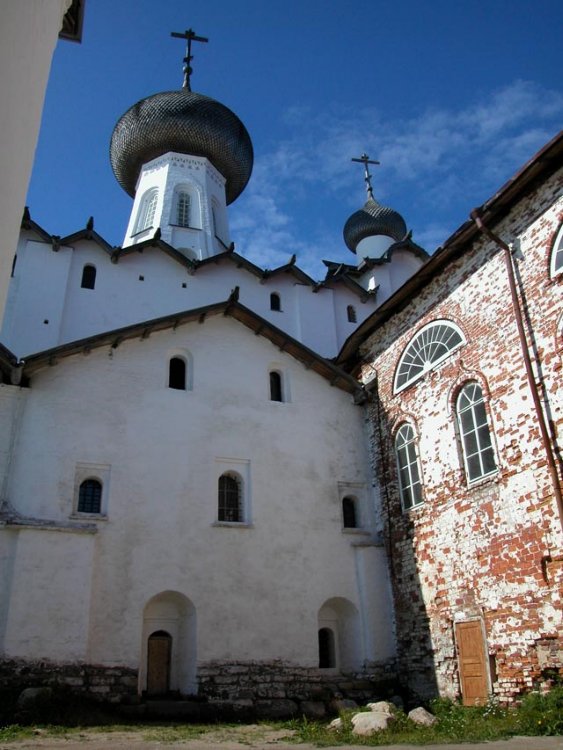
[0,727,561,750]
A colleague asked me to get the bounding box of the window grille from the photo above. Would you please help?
[456,382,497,482]
[176,192,191,227]
[270,293,281,311]
[81,264,96,289]
[395,320,465,392]
[78,478,102,514]
[218,474,241,522]
[342,496,357,528]
[395,424,423,510]
[135,190,158,234]
[168,357,186,390]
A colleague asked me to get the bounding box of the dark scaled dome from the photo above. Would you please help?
[343,196,407,253]
[110,89,253,204]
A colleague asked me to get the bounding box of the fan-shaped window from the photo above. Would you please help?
[550,223,563,277]
[168,357,186,390]
[270,292,281,311]
[394,320,465,392]
[395,424,423,510]
[218,473,242,523]
[347,305,357,323]
[134,189,158,234]
[342,496,357,528]
[78,478,102,514]
[81,264,96,290]
[176,191,191,228]
[456,382,497,483]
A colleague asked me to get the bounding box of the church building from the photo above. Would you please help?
[0,29,561,713]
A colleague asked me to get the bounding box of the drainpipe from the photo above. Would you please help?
[470,209,563,534]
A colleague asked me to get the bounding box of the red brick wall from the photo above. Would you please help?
[360,169,563,702]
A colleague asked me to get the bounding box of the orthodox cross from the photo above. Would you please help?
[351,153,380,199]
[170,28,209,91]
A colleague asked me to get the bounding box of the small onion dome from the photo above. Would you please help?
[343,196,407,253]
[110,89,253,204]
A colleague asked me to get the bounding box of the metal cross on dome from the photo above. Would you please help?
[170,28,209,91]
[351,153,380,199]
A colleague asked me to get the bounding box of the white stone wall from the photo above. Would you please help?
[2,315,396,681]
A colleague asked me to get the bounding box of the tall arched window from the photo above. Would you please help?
[78,478,102,514]
[81,264,96,289]
[270,292,281,311]
[347,305,357,323]
[134,189,158,234]
[342,496,357,528]
[168,357,186,390]
[218,474,242,523]
[176,191,192,227]
[456,382,497,482]
[269,371,283,402]
[550,223,563,277]
[394,320,465,392]
[395,423,423,510]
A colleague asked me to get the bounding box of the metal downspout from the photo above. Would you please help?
[470,209,563,533]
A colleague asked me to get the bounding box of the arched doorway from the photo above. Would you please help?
[147,630,172,696]
[141,591,197,696]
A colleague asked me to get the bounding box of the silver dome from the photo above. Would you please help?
[343,196,407,253]
[110,89,253,204]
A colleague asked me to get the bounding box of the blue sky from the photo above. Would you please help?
[27,0,563,279]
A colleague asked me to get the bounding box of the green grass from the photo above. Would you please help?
[1,687,561,745]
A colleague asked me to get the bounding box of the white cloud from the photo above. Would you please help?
[230,80,563,279]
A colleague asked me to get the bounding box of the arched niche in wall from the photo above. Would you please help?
[317,597,361,671]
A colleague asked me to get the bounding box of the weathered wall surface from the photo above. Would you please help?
[1,313,396,700]
[359,170,563,702]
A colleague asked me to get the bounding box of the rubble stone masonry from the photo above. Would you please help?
[360,169,563,703]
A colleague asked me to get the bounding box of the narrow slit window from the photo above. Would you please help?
[347,305,356,323]
[168,357,186,390]
[81,264,96,289]
[269,371,283,402]
[270,293,281,311]
[318,627,336,668]
[342,496,357,528]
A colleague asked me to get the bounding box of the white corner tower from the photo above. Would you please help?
[110,29,253,261]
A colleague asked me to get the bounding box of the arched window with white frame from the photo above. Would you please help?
[394,423,424,511]
[78,478,102,514]
[550,223,563,277]
[175,190,192,227]
[134,189,158,235]
[218,473,243,523]
[456,381,497,483]
[394,320,465,392]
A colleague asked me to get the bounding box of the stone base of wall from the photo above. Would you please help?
[0,656,400,719]
[0,658,137,704]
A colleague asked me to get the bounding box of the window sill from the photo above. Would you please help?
[70,513,108,521]
[212,521,254,529]
[170,224,202,231]
[466,470,499,490]
[130,226,154,238]
[341,527,370,535]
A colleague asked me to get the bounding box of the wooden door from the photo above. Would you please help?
[147,631,171,696]
[455,620,489,705]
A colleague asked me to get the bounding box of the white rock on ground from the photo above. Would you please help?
[328,717,343,731]
[408,706,438,726]
[366,700,395,715]
[351,710,395,736]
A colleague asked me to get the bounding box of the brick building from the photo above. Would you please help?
[338,132,563,704]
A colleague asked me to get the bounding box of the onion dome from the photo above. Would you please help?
[110,89,253,204]
[343,196,407,253]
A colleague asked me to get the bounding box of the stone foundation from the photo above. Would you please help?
[0,657,400,717]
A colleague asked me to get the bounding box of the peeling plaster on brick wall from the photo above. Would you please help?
[360,170,563,703]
